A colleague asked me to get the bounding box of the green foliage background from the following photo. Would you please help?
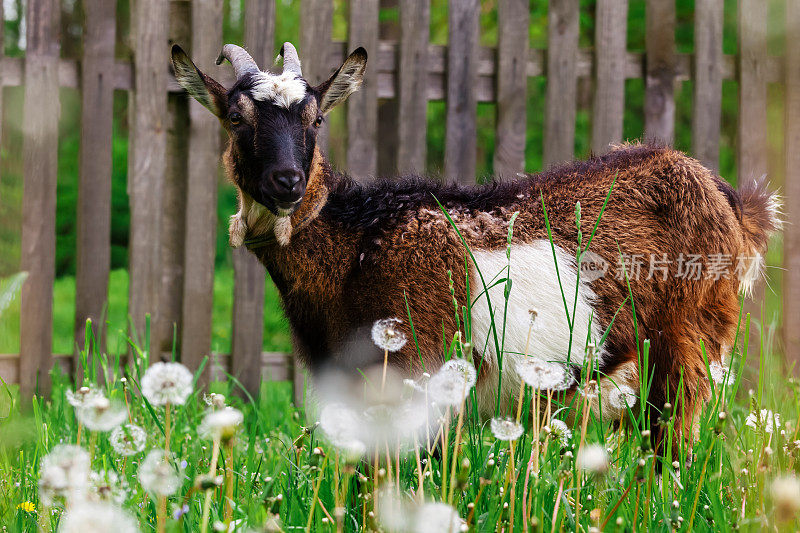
[0,0,788,354]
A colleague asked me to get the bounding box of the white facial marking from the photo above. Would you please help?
[470,241,601,417]
[250,71,307,108]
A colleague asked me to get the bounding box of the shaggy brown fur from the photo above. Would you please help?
[171,43,780,452]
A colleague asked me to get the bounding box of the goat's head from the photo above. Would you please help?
[171,42,367,215]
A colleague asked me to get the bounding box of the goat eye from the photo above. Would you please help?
[229,112,242,125]
[313,116,323,128]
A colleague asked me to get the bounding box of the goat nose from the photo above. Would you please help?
[272,169,303,196]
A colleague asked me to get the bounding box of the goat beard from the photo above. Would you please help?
[274,216,293,246]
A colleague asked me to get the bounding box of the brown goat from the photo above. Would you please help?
[171,42,780,449]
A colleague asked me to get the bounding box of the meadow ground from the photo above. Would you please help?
[1,298,799,531]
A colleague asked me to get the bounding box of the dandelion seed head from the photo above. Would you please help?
[203,393,226,409]
[771,474,800,522]
[428,359,477,407]
[548,419,572,447]
[56,501,139,533]
[75,395,127,432]
[65,386,103,409]
[137,450,183,497]
[38,445,90,505]
[709,360,726,385]
[490,417,524,441]
[605,385,638,411]
[413,502,466,533]
[516,358,572,390]
[140,362,193,406]
[745,409,781,434]
[87,470,128,505]
[579,380,600,401]
[110,424,147,457]
[371,318,408,352]
[576,444,609,474]
[199,407,244,441]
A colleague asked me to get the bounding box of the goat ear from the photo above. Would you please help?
[316,47,367,115]
[171,44,227,117]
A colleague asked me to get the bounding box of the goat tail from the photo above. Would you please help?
[736,176,783,296]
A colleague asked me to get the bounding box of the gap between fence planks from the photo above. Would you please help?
[74,0,116,367]
[19,0,60,398]
[347,0,379,178]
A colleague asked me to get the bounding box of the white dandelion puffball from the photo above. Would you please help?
[110,424,147,456]
[549,419,572,447]
[516,358,572,390]
[87,470,128,505]
[412,502,466,533]
[371,318,408,352]
[771,475,800,521]
[66,386,103,408]
[75,395,127,432]
[709,360,726,385]
[745,409,782,434]
[141,362,193,406]
[38,444,91,505]
[319,403,367,455]
[427,358,477,407]
[579,380,600,401]
[138,450,183,497]
[577,443,609,474]
[198,407,244,441]
[606,385,638,411]
[203,392,226,409]
[490,417,524,441]
[57,501,139,533]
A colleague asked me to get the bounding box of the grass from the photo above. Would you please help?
[0,305,797,531]
[0,200,797,532]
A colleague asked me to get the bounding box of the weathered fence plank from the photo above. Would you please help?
[494,0,529,177]
[75,0,116,361]
[544,0,578,167]
[691,0,723,171]
[347,0,379,178]
[738,0,768,354]
[397,0,429,174]
[128,0,168,353]
[644,0,675,144]
[19,0,60,397]
[785,1,800,371]
[231,0,275,398]
[591,0,629,154]
[301,0,333,152]
[445,0,479,182]
[157,0,191,356]
[181,0,223,381]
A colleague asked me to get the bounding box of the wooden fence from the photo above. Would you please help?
[2,0,799,400]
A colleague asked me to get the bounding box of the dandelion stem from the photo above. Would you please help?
[200,436,221,533]
[551,477,565,533]
[306,456,328,531]
[224,440,234,526]
[76,423,83,446]
[687,439,716,531]
[164,402,172,451]
[157,495,167,533]
[447,398,466,504]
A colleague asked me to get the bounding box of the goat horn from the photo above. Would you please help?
[215,44,260,79]
[280,42,302,77]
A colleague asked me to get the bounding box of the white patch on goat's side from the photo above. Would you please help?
[470,241,601,417]
[250,71,307,108]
